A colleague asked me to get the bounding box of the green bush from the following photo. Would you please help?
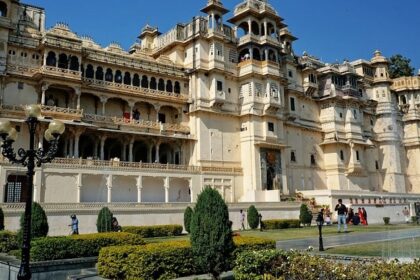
[97,207,113,232]
[262,219,301,230]
[0,207,4,231]
[98,236,275,280]
[299,204,313,226]
[247,205,259,229]
[122,225,183,238]
[184,206,193,233]
[30,232,144,261]
[190,187,234,279]
[18,202,48,242]
[0,231,19,253]
[383,217,390,225]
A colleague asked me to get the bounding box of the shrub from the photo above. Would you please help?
[262,219,301,230]
[232,236,275,259]
[190,187,234,279]
[412,216,419,224]
[0,231,18,253]
[30,232,144,261]
[299,204,313,226]
[383,217,390,225]
[184,206,193,233]
[247,205,259,229]
[123,225,183,238]
[0,207,4,231]
[18,202,48,242]
[97,207,113,232]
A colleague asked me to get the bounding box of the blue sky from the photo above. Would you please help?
[27,0,420,71]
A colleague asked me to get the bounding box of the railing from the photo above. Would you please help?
[41,65,81,79]
[392,76,420,92]
[0,104,83,118]
[6,63,40,77]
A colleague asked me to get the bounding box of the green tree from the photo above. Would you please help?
[247,205,259,230]
[0,207,4,231]
[96,207,113,233]
[389,54,415,78]
[18,202,49,241]
[190,187,234,279]
[183,206,193,233]
[299,204,313,227]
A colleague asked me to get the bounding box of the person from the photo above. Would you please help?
[362,207,368,225]
[69,214,79,235]
[258,213,263,231]
[132,108,140,120]
[358,207,366,225]
[352,213,360,225]
[346,208,354,224]
[335,199,348,233]
[112,217,122,232]
[240,209,245,230]
[403,207,410,223]
[316,208,325,225]
[324,213,331,226]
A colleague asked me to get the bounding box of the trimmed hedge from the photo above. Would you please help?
[0,231,19,253]
[262,219,301,230]
[247,205,259,229]
[122,225,183,238]
[98,236,275,280]
[31,232,144,261]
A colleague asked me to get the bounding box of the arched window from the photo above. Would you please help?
[85,64,94,78]
[239,49,250,62]
[46,51,56,66]
[69,56,79,71]
[174,81,181,94]
[150,77,157,90]
[253,48,261,61]
[58,53,68,69]
[105,68,113,82]
[114,70,122,83]
[158,78,165,91]
[123,72,131,85]
[237,22,249,37]
[251,21,260,35]
[268,49,276,62]
[141,75,148,88]
[166,80,173,92]
[133,74,140,87]
[95,66,104,80]
[0,2,7,17]
[401,95,407,105]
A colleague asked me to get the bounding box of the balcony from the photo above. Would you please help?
[209,90,226,108]
[303,81,318,97]
[237,59,281,77]
[38,65,82,81]
[392,76,420,92]
[0,104,83,121]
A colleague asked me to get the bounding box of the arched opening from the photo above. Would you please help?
[239,49,250,62]
[251,21,260,35]
[268,49,276,62]
[80,92,100,114]
[214,14,222,29]
[150,77,157,90]
[136,101,156,121]
[401,95,407,105]
[85,64,94,78]
[237,22,249,38]
[104,138,123,160]
[159,105,179,124]
[141,75,149,88]
[159,143,173,164]
[267,22,276,38]
[174,81,181,94]
[105,68,113,82]
[46,51,56,66]
[105,97,126,117]
[253,48,261,61]
[58,53,68,69]
[69,56,79,71]
[158,78,165,91]
[166,80,173,92]
[0,2,8,17]
[133,74,140,87]
[142,177,165,202]
[79,134,97,158]
[168,178,191,202]
[123,72,131,85]
[95,66,104,80]
[133,141,149,162]
[44,87,71,107]
[114,70,122,83]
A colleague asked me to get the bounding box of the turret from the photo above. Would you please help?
[138,24,160,51]
[201,0,229,31]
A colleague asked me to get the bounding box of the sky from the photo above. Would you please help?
[26,0,420,71]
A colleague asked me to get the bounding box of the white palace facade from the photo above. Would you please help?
[0,0,420,228]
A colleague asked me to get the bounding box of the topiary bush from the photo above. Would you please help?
[247,205,259,230]
[18,202,49,242]
[122,224,183,237]
[383,217,390,225]
[299,204,313,226]
[262,219,301,230]
[190,187,234,279]
[184,206,193,233]
[97,207,113,233]
[0,207,4,231]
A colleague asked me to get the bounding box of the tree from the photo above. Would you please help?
[18,202,49,241]
[299,204,313,227]
[247,205,259,230]
[389,54,415,78]
[190,187,234,279]
[183,206,193,233]
[97,207,113,233]
[0,207,4,231]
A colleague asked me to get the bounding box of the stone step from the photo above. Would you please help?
[67,268,103,280]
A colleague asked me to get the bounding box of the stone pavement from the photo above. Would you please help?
[276,227,420,251]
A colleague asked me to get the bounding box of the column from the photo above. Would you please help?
[155,143,160,163]
[106,174,112,203]
[100,97,107,115]
[129,139,134,162]
[136,176,143,203]
[76,173,82,203]
[74,132,81,158]
[248,19,252,34]
[128,101,135,121]
[100,136,106,160]
[74,87,81,110]
[154,105,161,122]
[69,138,74,158]
[147,145,153,163]
[41,84,48,105]
[263,21,268,36]
[189,179,193,203]
[164,177,170,203]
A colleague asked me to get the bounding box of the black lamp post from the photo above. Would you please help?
[0,104,65,280]
[316,209,325,252]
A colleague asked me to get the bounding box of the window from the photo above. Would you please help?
[158,113,166,123]
[17,82,24,90]
[268,122,274,132]
[217,80,223,91]
[353,109,357,119]
[105,68,113,82]
[356,151,360,161]
[158,79,165,91]
[339,112,343,118]
[290,97,296,111]
[310,154,316,165]
[309,73,317,83]
[0,2,7,17]
[85,64,94,79]
[288,70,293,78]
[291,151,296,162]
[375,160,379,170]
[340,150,344,161]
[114,70,122,83]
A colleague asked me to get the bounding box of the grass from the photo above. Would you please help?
[325,237,420,257]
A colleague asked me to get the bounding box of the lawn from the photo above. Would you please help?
[325,237,420,257]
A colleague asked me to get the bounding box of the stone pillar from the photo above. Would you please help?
[128,101,135,121]
[106,174,112,203]
[74,87,81,110]
[100,97,108,116]
[100,136,107,160]
[189,178,193,203]
[155,143,160,163]
[74,132,81,158]
[248,19,252,34]
[164,177,170,203]
[263,21,268,36]
[41,83,49,105]
[129,139,134,162]
[76,173,82,203]
[69,137,74,158]
[147,145,153,163]
[33,170,42,203]
[136,176,143,203]
[155,105,161,122]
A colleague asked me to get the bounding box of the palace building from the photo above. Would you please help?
[0,0,419,232]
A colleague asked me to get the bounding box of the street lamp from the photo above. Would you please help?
[316,208,325,252]
[0,104,65,280]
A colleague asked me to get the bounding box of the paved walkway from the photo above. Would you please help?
[276,228,420,251]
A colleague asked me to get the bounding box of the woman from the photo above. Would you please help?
[358,207,367,225]
[362,208,368,225]
[346,208,354,224]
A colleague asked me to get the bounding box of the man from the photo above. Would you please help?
[69,214,79,235]
[403,207,410,223]
[335,199,348,233]
[240,209,245,230]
